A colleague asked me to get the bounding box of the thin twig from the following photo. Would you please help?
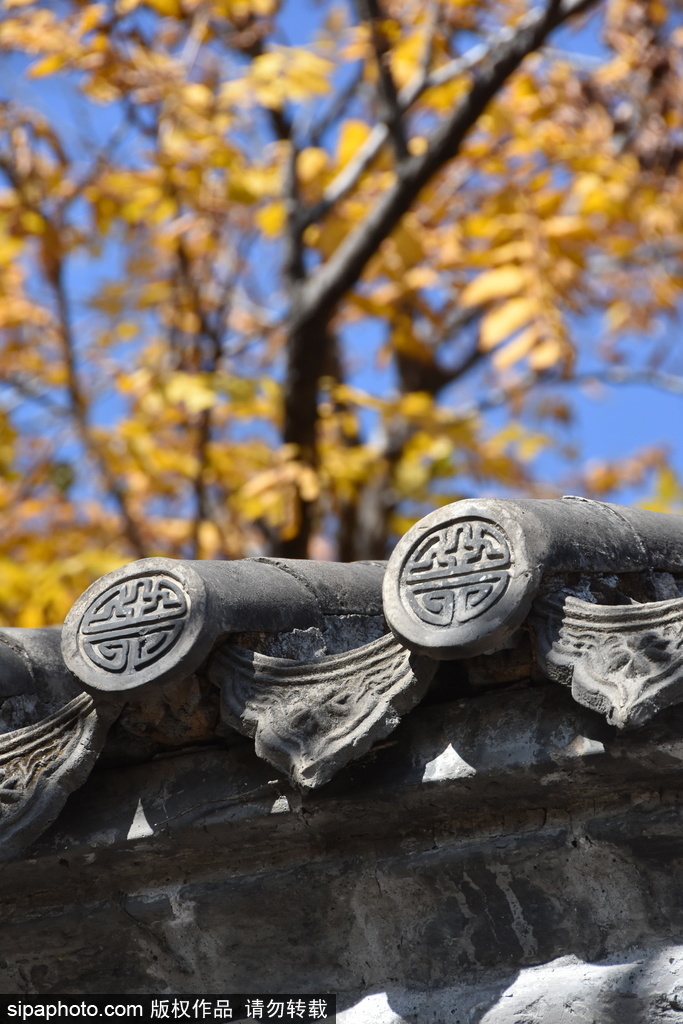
[470,366,683,416]
[309,63,365,146]
[51,259,148,557]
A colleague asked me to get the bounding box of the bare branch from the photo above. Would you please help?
[305,0,593,227]
[280,0,600,557]
[0,137,149,554]
[180,6,209,72]
[356,0,409,162]
[299,0,595,327]
[176,239,224,363]
[396,305,484,394]
[470,366,683,417]
[578,367,683,395]
[304,121,387,226]
[309,63,365,146]
[190,407,212,559]
[1,373,67,415]
[50,260,148,558]
[282,140,305,285]
[174,235,237,557]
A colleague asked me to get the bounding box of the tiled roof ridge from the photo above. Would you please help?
[1,496,682,859]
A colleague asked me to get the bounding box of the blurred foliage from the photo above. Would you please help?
[0,0,681,624]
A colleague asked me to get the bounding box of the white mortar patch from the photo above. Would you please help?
[422,742,476,783]
[126,798,154,840]
[338,992,402,1024]
[562,735,606,758]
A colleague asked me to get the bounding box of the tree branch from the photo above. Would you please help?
[576,367,683,395]
[299,0,595,327]
[282,140,305,285]
[469,366,683,417]
[356,0,409,162]
[50,260,148,558]
[303,0,593,230]
[280,0,600,557]
[309,63,365,146]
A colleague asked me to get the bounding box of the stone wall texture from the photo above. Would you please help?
[1,680,683,1023]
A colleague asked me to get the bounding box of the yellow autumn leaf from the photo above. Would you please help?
[423,76,469,111]
[211,0,275,14]
[394,455,430,495]
[336,119,371,166]
[389,29,425,89]
[83,76,121,104]
[294,463,320,501]
[479,298,537,351]
[403,267,439,289]
[115,321,139,341]
[225,48,333,110]
[492,325,540,370]
[182,83,213,111]
[28,54,68,78]
[517,431,550,462]
[487,241,535,265]
[165,373,218,413]
[297,147,328,183]
[256,201,287,236]
[78,3,107,34]
[283,49,333,97]
[399,392,433,417]
[0,236,23,264]
[144,0,184,15]
[529,337,566,371]
[461,266,529,307]
[646,466,683,512]
[340,24,372,62]
[606,301,630,332]
[19,210,45,234]
[228,165,282,202]
[544,216,591,238]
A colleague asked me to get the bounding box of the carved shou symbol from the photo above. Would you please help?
[402,520,511,626]
[79,575,189,674]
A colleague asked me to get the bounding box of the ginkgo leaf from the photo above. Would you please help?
[529,337,566,371]
[256,201,286,236]
[165,373,218,414]
[336,120,371,166]
[479,297,538,351]
[492,325,541,370]
[222,48,333,110]
[461,266,529,307]
[487,241,535,265]
[297,148,328,183]
[28,54,68,78]
[391,221,425,267]
[544,216,591,238]
[606,301,631,332]
[135,0,183,15]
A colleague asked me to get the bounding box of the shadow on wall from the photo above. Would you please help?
[327,689,683,1022]
[8,680,683,1010]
